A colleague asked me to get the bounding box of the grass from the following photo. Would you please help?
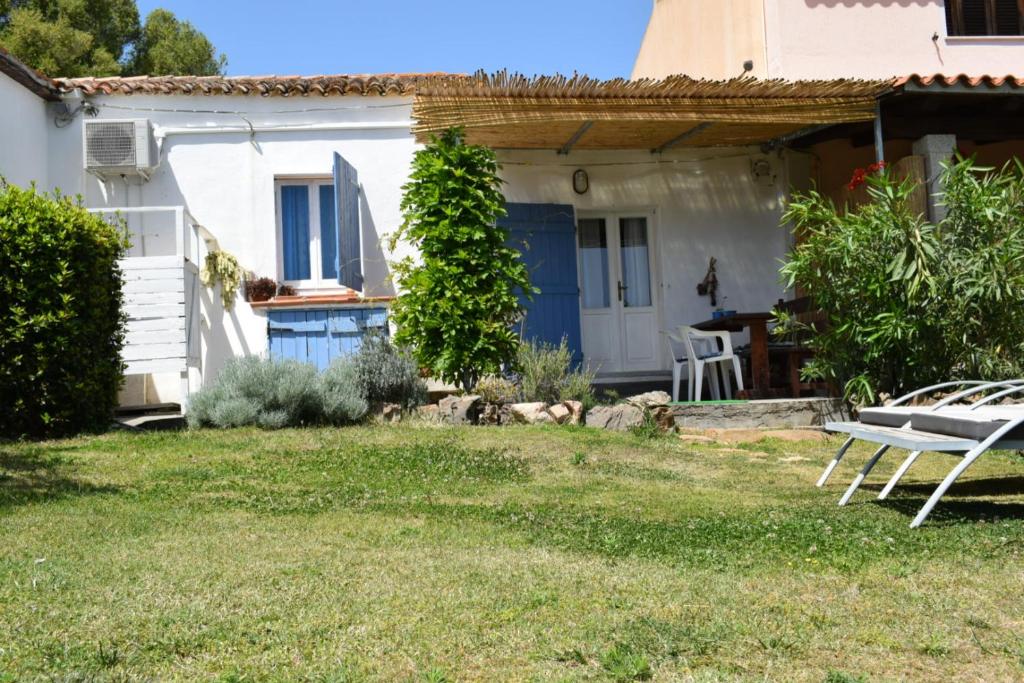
[1,425,1024,681]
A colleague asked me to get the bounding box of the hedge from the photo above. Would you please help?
[0,182,128,438]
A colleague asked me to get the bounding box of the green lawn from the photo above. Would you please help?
[2,425,1023,681]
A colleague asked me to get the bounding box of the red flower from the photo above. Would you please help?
[847,161,885,191]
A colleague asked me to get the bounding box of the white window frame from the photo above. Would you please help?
[274,177,343,292]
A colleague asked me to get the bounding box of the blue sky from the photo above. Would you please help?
[136,1,651,79]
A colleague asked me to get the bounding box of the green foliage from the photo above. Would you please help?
[351,333,426,410]
[0,1,223,77]
[187,356,321,430]
[779,156,1024,406]
[600,643,652,682]
[319,357,370,425]
[824,672,868,683]
[517,337,596,408]
[200,249,243,309]
[475,374,519,405]
[390,128,535,390]
[127,8,225,76]
[0,181,128,438]
[629,410,664,440]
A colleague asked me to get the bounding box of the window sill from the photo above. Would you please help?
[945,35,1024,44]
[249,293,393,309]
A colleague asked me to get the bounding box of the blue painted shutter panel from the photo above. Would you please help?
[281,185,311,281]
[333,152,363,291]
[499,203,583,365]
[319,184,338,280]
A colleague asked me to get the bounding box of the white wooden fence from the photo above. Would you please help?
[89,206,213,411]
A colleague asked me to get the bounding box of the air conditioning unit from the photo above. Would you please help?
[83,119,159,179]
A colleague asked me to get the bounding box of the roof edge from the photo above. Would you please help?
[0,47,62,101]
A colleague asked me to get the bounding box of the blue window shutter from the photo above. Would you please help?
[333,152,362,290]
[319,184,338,280]
[281,185,311,280]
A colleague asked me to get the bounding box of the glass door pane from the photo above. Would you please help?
[619,217,652,308]
[578,218,610,309]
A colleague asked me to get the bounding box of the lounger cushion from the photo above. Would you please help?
[911,407,1024,441]
[858,406,919,428]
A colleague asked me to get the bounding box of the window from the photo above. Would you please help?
[276,179,339,289]
[945,0,1023,36]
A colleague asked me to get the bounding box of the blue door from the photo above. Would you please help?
[500,203,582,363]
[268,307,388,370]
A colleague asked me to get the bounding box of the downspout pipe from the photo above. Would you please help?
[873,99,885,164]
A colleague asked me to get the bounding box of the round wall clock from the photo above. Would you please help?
[572,168,589,195]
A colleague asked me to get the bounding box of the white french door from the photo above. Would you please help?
[577,212,661,374]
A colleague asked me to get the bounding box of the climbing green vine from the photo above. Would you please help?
[201,249,244,309]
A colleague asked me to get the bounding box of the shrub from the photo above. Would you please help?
[319,357,370,424]
[187,356,321,429]
[188,355,370,429]
[0,182,128,439]
[780,156,1024,406]
[352,333,426,410]
[517,338,596,408]
[389,128,535,390]
[475,374,519,405]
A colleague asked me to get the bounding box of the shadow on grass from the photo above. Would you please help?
[861,475,1024,498]
[0,447,119,510]
[873,494,1024,527]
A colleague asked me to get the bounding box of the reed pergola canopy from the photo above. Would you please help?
[412,72,893,152]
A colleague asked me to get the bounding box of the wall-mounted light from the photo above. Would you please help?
[750,158,775,186]
[572,168,589,195]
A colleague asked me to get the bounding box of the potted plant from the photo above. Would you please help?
[244,276,278,303]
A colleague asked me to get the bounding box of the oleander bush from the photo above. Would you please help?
[780,155,1024,406]
[0,182,128,439]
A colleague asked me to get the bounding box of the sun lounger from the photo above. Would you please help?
[816,381,1007,489]
[824,384,1024,527]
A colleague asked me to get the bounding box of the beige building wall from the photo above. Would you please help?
[634,0,1024,80]
[631,0,768,79]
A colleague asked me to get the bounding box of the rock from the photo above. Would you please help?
[438,394,481,425]
[625,391,672,408]
[381,403,402,424]
[413,404,441,423]
[562,400,583,425]
[586,404,644,431]
[510,402,553,424]
[479,402,510,426]
[548,403,571,424]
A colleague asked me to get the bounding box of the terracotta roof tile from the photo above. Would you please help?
[0,46,61,100]
[56,73,451,97]
[893,73,1024,89]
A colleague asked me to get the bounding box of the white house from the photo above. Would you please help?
[2,1,1022,409]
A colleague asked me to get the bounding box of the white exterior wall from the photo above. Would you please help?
[45,94,418,397]
[0,72,49,188]
[498,148,792,371]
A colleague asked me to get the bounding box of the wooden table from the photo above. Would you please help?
[693,312,774,398]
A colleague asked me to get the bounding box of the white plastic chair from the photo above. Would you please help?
[666,331,695,402]
[678,325,744,401]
